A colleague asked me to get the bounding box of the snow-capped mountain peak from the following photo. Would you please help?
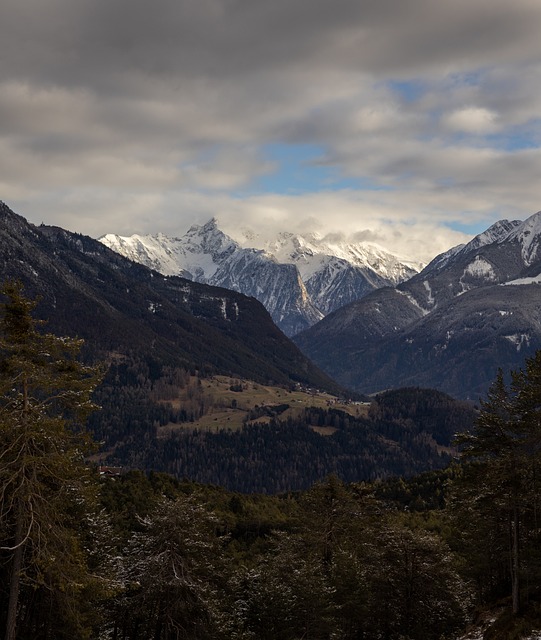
[101,222,322,335]
[462,219,523,254]
[183,218,237,259]
[264,231,422,285]
[507,210,541,265]
[100,218,423,334]
[423,218,523,276]
[98,232,186,276]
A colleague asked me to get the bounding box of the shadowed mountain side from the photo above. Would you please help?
[296,283,541,400]
[294,287,426,367]
[0,201,341,392]
[294,212,541,400]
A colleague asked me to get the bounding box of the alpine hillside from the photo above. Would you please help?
[0,200,337,392]
[295,211,541,400]
[100,219,421,336]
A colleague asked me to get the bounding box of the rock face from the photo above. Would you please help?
[101,219,322,336]
[264,231,420,316]
[100,220,421,336]
[294,212,541,400]
[0,201,340,393]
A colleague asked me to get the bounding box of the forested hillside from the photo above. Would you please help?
[89,362,475,492]
[4,462,541,639]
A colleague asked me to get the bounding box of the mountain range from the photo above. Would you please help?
[294,211,541,400]
[100,220,421,336]
[0,200,337,393]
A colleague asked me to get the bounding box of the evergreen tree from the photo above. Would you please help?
[365,522,470,639]
[229,531,334,640]
[453,353,541,614]
[119,494,228,640]
[0,280,102,639]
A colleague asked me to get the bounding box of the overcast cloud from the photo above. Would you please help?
[1,0,541,261]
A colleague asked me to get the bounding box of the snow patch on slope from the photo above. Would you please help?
[463,256,497,280]
[503,274,541,286]
[423,280,435,306]
[504,333,531,351]
[396,289,430,316]
[508,210,541,265]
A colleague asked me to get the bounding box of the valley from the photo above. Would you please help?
[3,199,541,638]
[3,1,541,635]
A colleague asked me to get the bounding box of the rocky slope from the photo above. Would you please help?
[295,211,541,400]
[264,231,420,315]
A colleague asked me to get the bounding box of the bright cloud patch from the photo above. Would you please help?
[443,107,499,134]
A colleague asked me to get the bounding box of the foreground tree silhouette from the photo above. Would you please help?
[0,281,102,640]
[454,352,541,615]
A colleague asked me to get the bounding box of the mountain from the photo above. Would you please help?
[294,211,541,400]
[100,219,322,336]
[263,231,421,315]
[100,220,421,335]
[0,200,339,393]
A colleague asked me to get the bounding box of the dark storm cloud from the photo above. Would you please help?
[3,0,540,84]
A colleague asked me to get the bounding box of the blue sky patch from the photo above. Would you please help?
[387,79,427,102]
[252,143,388,194]
[447,219,494,236]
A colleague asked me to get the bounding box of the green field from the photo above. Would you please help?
[157,375,369,435]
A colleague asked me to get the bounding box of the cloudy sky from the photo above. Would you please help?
[2,0,541,261]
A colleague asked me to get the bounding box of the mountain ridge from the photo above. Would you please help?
[100,220,421,335]
[0,200,340,393]
[294,210,541,400]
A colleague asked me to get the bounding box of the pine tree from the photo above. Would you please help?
[365,522,470,639]
[453,353,541,614]
[119,493,227,640]
[0,280,102,639]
